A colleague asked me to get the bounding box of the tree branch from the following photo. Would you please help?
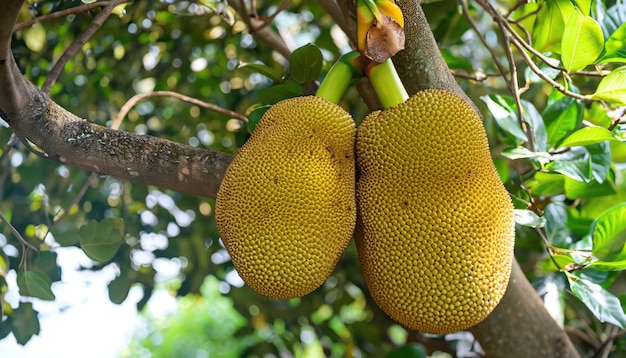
[42,0,129,93]
[3,81,233,198]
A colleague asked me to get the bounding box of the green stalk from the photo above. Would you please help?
[366,58,408,109]
[316,51,364,104]
[359,0,382,22]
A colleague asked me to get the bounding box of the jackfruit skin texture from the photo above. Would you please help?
[355,89,515,334]
[216,96,356,300]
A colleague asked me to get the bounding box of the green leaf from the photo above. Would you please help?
[17,270,55,301]
[591,203,626,262]
[514,209,546,228]
[543,96,582,147]
[386,343,427,358]
[259,78,304,105]
[588,259,626,271]
[78,218,124,262]
[559,127,618,147]
[246,105,271,134]
[289,43,323,84]
[501,146,551,161]
[12,302,40,345]
[567,273,626,328]
[564,176,616,199]
[526,172,565,196]
[588,142,612,183]
[592,65,626,106]
[109,271,132,304]
[482,95,528,142]
[238,62,283,83]
[440,48,473,71]
[599,23,626,64]
[547,147,592,182]
[532,0,570,53]
[561,11,604,72]
[32,251,61,282]
[544,202,570,246]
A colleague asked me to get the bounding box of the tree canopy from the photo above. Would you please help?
[1,0,626,357]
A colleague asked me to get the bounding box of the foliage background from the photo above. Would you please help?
[1,0,626,357]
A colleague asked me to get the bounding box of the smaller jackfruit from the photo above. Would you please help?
[215,96,356,299]
[356,89,515,334]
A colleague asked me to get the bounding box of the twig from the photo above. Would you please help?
[0,210,39,251]
[509,35,591,101]
[112,90,248,129]
[458,0,509,79]
[451,69,503,82]
[500,20,536,152]
[13,1,113,31]
[564,326,602,351]
[42,0,129,93]
[593,326,622,358]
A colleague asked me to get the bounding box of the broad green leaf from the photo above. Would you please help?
[440,48,473,71]
[17,270,55,301]
[238,63,283,83]
[109,271,132,304]
[79,218,124,262]
[501,146,550,161]
[592,66,626,106]
[588,142,612,183]
[532,0,568,53]
[387,343,427,358]
[493,157,510,183]
[564,176,616,199]
[567,273,626,328]
[12,302,40,345]
[259,78,304,105]
[585,101,612,127]
[591,203,626,262]
[548,160,591,182]
[246,105,270,134]
[482,95,528,142]
[526,172,565,196]
[544,202,570,246]
[32,251,61,282]
[559,127,618,147]
[612,141,626,162]
[588,259,626,271]
[598,22,626,64]
[561,11,604,72]
[514,209,546,228]
[543,96,582,147]
[546,254,577,271]
[289,43,323,84]
[547,146,592,182]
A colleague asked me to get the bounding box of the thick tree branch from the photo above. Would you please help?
[0,0,233,199]
[2,79,233,198]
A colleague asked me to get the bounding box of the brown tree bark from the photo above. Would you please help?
[0,0,579,356]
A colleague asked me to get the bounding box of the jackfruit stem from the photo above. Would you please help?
[366,59,409,109]
[316,51,364,104]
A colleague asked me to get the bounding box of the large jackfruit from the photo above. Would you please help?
[216,96,356,300]
[356,89,515,334]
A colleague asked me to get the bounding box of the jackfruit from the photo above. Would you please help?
[215,96,356,299]
[355,89,515,334]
